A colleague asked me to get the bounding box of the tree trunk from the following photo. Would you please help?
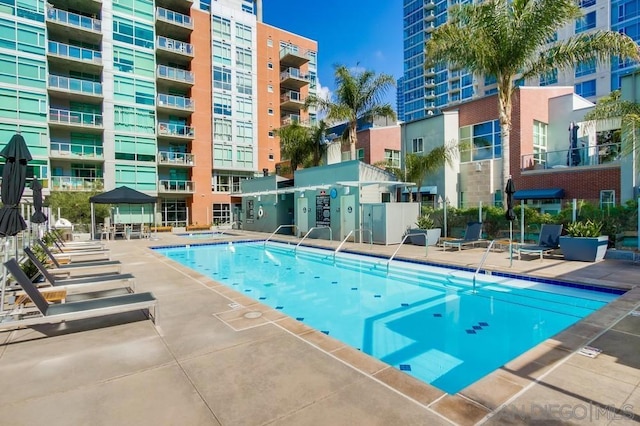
[497,77,513,204]
[349,121,357,160]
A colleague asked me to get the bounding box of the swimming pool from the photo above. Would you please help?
[177,231,234,239]
[154,241,621,394]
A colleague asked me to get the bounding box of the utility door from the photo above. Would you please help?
[340,195,356,239]
[296,197,309,237]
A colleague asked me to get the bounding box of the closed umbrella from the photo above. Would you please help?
[567,122,581,166]
[0,133,32,313]
[30,178,47,224]
[505,176,516,266]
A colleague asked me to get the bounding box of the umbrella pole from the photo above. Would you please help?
[509,221,513,267]
[0,238,9,315]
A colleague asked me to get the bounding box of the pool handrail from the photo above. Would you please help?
[472,240,495,293]
[264,224,297,247]
[333,230,353,263]
[295,226,332,254]
[352,228,373,248]
[386,233,428,274]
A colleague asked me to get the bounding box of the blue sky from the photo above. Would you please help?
[263,0,403,107]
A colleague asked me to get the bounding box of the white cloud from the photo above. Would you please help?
[374,50,385,61]
[312,79,332,120]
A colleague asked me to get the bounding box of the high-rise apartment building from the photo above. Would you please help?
[0,0,316,228]
[400,0,639,122]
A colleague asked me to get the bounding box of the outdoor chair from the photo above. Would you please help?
[442,222,484,251]
[36,239,118,269]
[513,224,563,260]
[128,223,144,239]
[25,247,122,278]
[25,249,136,292]
[37,239,110,262]
[51,229,105,249]
[112,223,128,239]
[51,238,109,253]
[1,259,157,331]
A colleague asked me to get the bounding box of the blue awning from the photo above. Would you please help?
[513,188,564,200]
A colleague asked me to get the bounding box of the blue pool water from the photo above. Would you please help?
[154,241,621,394]
[177,232,232,239]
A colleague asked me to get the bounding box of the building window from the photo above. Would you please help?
[267,62,273,69]
[212,204,231,225]
[267,85,273,93]
[540,69,558,86]
[213,93,232,116]
[575,79,596,97]
[236,73,252,95]
[600,190,615,210]
[213,40,232,66]
[357,148,365,161]
[268,131,274,138]
[579,0,596,7]
[212,15,231,39]
[459,120,502,162]
[236,122,253,144]
[213,119,232,142]
[575,59,596,78]
[236,48,252,71]
[384,149,401,168]
[267,108,273,115]
[532,120,548,167]
[235,23,252,48]
[236,97,253,120]
[213,66,231,90]
[494,190,502,208]
[268,152,274,160]
[412,137,423,153]
[576,11,596,33]
[267,39,273,47]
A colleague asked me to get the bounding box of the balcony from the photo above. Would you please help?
[48,75,103,100]
[158,179,195,193]
[280,67,310,89]
[426,24,435,33]
[280,91,305,110]
[157,94,194,116]
[49,108,103,131]
[47,40,102,72]
[279,44,311,68]
[280,114,309,127]
[156,7,192,39]
[425,68,435,77]
[425,12,435,22]
[51,176,103,192]
[520,142,622,172]
[425,79,435,89]
[156,65,194,87]
[158,151,195,167]
[50,141,104,160]
[157,122,194,140]
[46,6,102,42]
[424,0,435,10]
[156,36,193,60]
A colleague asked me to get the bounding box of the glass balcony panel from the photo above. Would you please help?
[157,93,194,110]
[47,6,101,32]
[51,141,103,157]
[157,122,195,137]
[48,75,103,95]
[156,7,192,28]
[156,65,194,84]
[520,142,622,171]
[158,179,195,192]
[48,41,102,64]
[50,176,103,191]
[49,108,103,126]
[157,36,193,55]
[157,151,195,165]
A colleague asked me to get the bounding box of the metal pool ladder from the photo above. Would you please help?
[386,233,428,275]
[333,228,373,262]
[473,240,495,293]
[263,224,297,247]
[295,226,332,254]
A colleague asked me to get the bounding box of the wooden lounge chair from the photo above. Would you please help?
[1,259,158,331]
[513,224,563,260]
[442,222,483,251]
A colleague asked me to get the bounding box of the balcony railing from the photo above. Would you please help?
[281,90,304,103]
[47,6,101,32]
[157,122,194,138]
[158,151,195,166]
[48,40,102,64]
[48,75,102,96]
[158,179,195,193]
[157,93,194,110]
[156,7,192,28]
[49,108,103,127]
[280,67,308,82]
[156,65,194,84]
[51,141,104,158]
[521,142,622,171]
[156,36,193,56]
[51,176,103,191]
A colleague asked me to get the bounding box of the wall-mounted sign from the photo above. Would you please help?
[316,195,331,227]
[330,188,338,199]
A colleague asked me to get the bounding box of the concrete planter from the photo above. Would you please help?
[559,235,609,262]
[408,228,441,246]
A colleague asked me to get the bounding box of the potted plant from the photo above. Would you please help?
[408,214,441,246]
[559,219,609,262]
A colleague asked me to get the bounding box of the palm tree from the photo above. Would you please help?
[308,120,329,167]
[404,142,458,203]
[275,122,311,172]
[584,90,640,167]
[425,0,640,195]
[305,65,396,161]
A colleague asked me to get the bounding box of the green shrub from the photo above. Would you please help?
[415,214,435,229]
[565,219,603,237]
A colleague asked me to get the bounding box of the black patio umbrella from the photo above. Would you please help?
[505,176,516,266]
[567,122,581,166]
[30,178,47,224]
[0,133,32,237]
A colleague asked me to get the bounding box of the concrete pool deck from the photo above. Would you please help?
[0,231,638,425]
